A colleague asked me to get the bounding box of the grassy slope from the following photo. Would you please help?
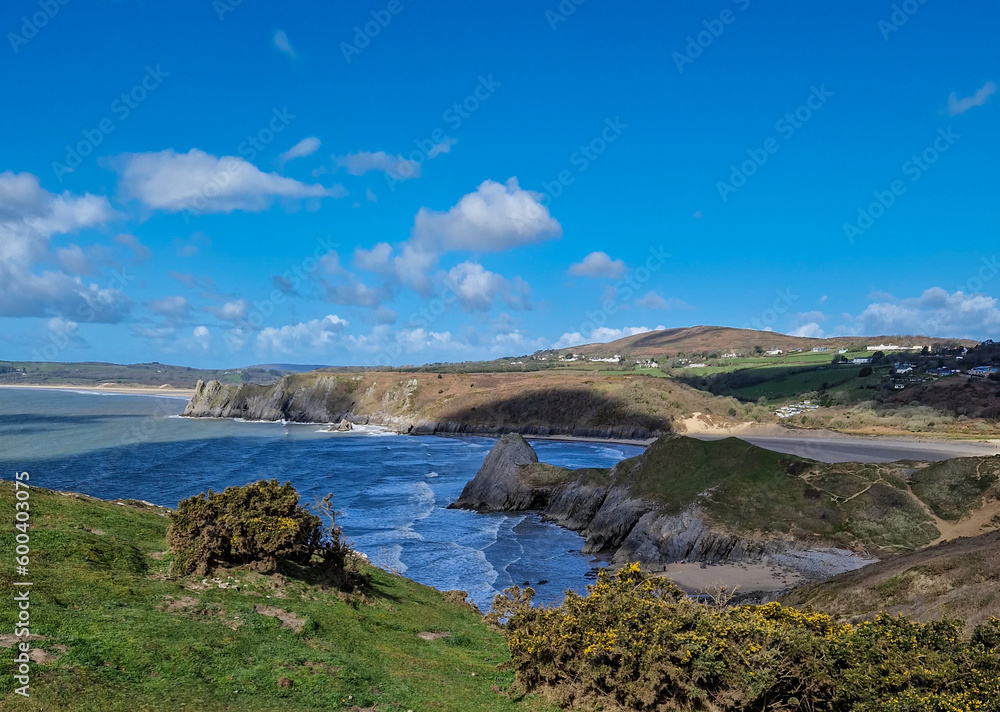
[203,370,752,434]
[529,437,999,555]
[0,484,549,712]
[783,529,1000,633]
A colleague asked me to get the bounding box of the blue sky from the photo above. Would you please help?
[1,0,998,368]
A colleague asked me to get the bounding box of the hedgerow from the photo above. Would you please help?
[490,564,1000,711]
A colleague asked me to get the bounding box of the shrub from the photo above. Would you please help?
[167,480,359,584]
[491,564,1000,712]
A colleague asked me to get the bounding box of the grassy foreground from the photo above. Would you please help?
[0,483,549,711]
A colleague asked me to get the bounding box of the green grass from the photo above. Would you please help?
[911,457,1000,521]
[597,436,942,552]
[0,484,551,711]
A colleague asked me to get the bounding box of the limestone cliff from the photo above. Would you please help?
[182,374,667,441]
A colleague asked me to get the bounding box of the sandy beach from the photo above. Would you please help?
[656,561,804,594]
[0,383,195,399]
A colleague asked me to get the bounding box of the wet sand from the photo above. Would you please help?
[692,431,1000,463]
[656,561,803,594]
[0,383,194,399]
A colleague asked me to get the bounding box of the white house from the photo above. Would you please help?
[764,349,783,356]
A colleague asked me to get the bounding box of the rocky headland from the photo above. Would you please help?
[450,433,1000,590]
[180,372,689,441]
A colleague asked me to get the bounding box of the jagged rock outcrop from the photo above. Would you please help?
[448,434,542,512]
[450,435,873,580]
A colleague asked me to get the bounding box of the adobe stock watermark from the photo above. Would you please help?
[878,0,930,40]
[341,0,407,63]
[387,74,501,192]
[672,0,751,74]
[716,85,833,201]
[212,0,244,20]
[536,117,628,206]
[572,246,672,337]
[843,126,959,243]
[181,107,295,222]
[223,235,339,353]
[743,288,799,332]
[546,0,586,31]
[52,65,168,183]
[8,0,71,54]
[956,254,999,295]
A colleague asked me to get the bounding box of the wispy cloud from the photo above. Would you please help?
[113,149,345,214]
[336,151,421,180]
[272,29,297,60]
[279,137,321,164]
[947,80,996,116]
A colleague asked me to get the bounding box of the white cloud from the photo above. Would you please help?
[272,29,297,60]
[353,178,557,297]
[257,314,348,354]
[366,188,377,203]
[113,149,345,214]
[0,171,128,322]
[553,325,663,349]
[412,177,560,253]
[192,325,211,350]
[115,233,151,263]
[636,291,692,310]
[947,81,996,116]
[444,261,531,311]
[55,244,93,275]
[849,287,1000,339]
[208,298,250,321]
[427,138,457,158]
[148,295,191,321]
[568,251,625,279]
[322,280,389,307]
[279,137,321,164]
[789,323,824,338]
[336,151,421,180]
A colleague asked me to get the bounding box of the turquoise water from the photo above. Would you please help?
[0,387,642,608]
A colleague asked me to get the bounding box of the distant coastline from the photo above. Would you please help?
[0,383,194,399]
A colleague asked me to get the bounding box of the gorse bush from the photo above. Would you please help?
[490,564,1000,712]
[167,480,359,584]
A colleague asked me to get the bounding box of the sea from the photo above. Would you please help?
[0,387,643,609]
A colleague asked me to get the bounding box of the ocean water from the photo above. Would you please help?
[0,388,643,609]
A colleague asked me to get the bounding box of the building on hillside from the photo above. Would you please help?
[764,349,783,356]
[970,366,999,378]
[837,348,849,354]
[687,363,707,368]
[589,355,621,363]
[812,347,829,352]
[893,363,914,374]
[867,344,923,352]
[721,352,740,358]
[852,357,873,365]
[635,359,659,368]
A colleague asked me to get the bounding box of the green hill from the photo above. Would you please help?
[0,483,548,711]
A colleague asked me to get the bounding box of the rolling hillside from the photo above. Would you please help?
[560,325,973,358]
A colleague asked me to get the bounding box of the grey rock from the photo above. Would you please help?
[448,434,542,512]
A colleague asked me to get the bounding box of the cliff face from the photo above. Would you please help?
[182,375,666,440]
[450,434,874,579]
[449,434,542,512]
